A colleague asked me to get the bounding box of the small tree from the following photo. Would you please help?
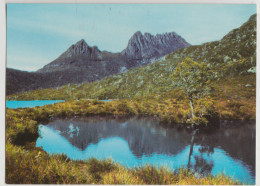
[171,58,213,123]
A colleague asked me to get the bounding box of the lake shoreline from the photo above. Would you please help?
[6,98,255,129]
[5,99,255,184]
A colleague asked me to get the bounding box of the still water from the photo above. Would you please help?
[36,116,255,184]
[6,100,65,109]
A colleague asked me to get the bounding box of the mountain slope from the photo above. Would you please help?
[6,69,43,95]
[7,31,190,95]
[168,14,256,67]
[8,14,256,100]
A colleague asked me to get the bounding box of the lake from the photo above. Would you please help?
[36,116,255,184]
[6,100,65,109]
[6,100,113,109]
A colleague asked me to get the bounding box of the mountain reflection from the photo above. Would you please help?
[195,123,255,176]
[37,116,255,184]
[44,116,190,157]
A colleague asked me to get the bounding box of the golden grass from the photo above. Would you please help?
[6,143,241,184]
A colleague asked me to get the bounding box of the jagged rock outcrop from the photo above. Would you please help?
[38,31,190,73]
[37,39,103,73]
[121,31,190,59]
[60,39,102,60]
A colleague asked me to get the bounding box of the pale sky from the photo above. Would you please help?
[7,4,256,71]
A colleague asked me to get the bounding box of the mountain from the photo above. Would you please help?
[7,14,256,100]
[6,31,190,95]
[37,31,190,74]
[37,39,120,73]
[121,31,190,59]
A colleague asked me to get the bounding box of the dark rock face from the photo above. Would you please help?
[7,31,190,95]
[38,31,190,74]
[121,31,191,59]
[62,39,102,60]
[37,39,103,73]
[6,68,41,95]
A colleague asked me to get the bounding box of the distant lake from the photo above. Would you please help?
[6,100,65,109]
[6,100,114,109]
[36,116,255,184]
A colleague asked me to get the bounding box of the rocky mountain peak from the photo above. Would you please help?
[67,39,89,56]
[37,39,103,73]
[121,31,191,59]
[58,39,102,60]
[133,31,143,37]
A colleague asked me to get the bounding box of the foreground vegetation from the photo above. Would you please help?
[6,143,241,184]
[6,100,242,184]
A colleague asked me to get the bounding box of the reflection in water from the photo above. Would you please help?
[36,116,255,184]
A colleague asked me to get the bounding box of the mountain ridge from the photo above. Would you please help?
[7,30,190,95]
[37,31,190,73]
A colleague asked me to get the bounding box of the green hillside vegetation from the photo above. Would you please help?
[169,14,256,68]
[7,57,255,102]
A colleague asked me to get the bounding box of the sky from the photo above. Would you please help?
[7,4,256,71]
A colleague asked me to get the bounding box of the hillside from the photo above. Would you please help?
[168,14,256,71]
[8,14,256,101]
[6,31,190,95]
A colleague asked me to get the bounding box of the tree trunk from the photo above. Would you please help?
[187,136,194,169]
[187,129,199,169]
[189,94,195,118]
